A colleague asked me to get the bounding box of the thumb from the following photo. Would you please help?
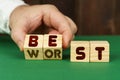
[11,28,26,51]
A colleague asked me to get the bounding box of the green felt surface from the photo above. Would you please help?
[0,35,120,80]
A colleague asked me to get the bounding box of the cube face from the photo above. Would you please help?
[43,34,62,60]
[44,48,62,60]
[70,41,90,62]
[24,48,43,60]
[90,41,109,62]
[24,35,43,60]
[24,34,43,48]
[43,34,62,48]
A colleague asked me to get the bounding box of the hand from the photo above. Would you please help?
[9,4,77,51]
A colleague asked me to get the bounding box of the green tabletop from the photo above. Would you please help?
[0,35,120,80]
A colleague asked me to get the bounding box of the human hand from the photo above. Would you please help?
[9,4,77,51]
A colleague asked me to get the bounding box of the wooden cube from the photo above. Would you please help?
[43,34,62,60]
[90,41,109,62]
[70,41,90,62]
[24,34,43,60]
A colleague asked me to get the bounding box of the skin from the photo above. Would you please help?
[9,4,77,51]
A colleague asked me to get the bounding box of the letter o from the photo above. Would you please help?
[45,49,53,58]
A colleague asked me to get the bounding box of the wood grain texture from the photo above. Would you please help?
[74,0,116,35]
[24,34,43,60]
[90,41,109,62]
[70,41,89,62]
[23,0,120,35]
[43,34,62,60]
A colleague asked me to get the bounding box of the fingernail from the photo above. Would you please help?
[18,41,24,51]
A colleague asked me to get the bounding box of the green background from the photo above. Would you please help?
[0,35,120,80]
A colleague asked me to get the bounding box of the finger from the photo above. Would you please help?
[65,16,77,34]
[42,6,76,48]
[48,28,60,34]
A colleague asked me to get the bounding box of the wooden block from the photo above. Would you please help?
[90,41,109,62]
[43,34,62,60]
[24,34,43,60]
[70,41,90,62]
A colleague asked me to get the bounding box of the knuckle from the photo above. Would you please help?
[45,4,58,10]
[48,4,56,8]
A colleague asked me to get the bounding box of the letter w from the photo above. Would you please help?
[27,50,39,58]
